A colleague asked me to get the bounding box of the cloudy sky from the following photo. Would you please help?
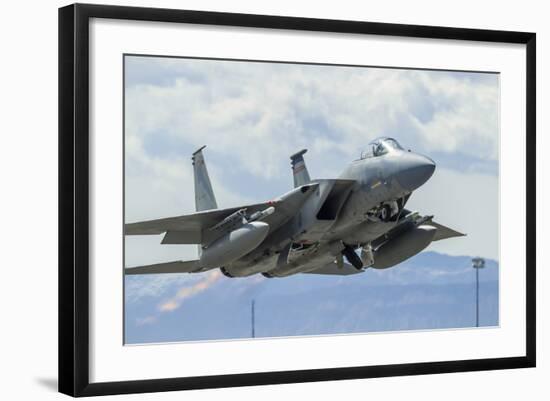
[123,55,500,342]
[124,54,499,266]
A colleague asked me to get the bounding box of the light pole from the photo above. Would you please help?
[251,299,255,338]
[472,257,485,327]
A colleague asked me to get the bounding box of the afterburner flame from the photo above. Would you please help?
[158,270,222,312]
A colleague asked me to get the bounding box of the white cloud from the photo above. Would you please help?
[125,58,499,181]
[414,73,499,159]
[408,167,499,260]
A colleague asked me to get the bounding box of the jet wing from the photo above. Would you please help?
[371,208,465,248]
[125,183,320,245]
[303,260,363,276]
[125,202,272,236]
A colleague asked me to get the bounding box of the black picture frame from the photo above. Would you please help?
[59,3,536,397]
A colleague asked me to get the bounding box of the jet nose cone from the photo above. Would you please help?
[397,153,436,191]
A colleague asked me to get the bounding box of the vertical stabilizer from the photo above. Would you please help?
[192,146,218,212]
[290,149,311,188]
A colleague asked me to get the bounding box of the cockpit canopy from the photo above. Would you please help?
[361,137,404,159]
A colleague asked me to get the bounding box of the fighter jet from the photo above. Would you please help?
[125,137,464,277]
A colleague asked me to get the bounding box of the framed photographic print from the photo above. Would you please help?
[58,3,536,397]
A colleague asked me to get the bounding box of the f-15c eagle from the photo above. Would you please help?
[125,137,464,277]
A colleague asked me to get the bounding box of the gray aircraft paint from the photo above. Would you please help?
[290,149,311,188]
[192,146,217,212]
[125,138,463,278]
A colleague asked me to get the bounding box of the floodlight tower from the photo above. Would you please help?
[251,299,255,338]
[472,257,486,327]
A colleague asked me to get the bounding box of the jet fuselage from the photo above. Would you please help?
[222,139,435,277]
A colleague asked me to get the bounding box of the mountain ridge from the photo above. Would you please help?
[125,251,499,344]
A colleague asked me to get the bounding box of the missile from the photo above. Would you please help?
[209,208,247,232]
[248,206,275,222]
[210,206,274,232]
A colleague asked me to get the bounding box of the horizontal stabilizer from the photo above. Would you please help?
[161,230,202,244]
[125,260,201,275]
